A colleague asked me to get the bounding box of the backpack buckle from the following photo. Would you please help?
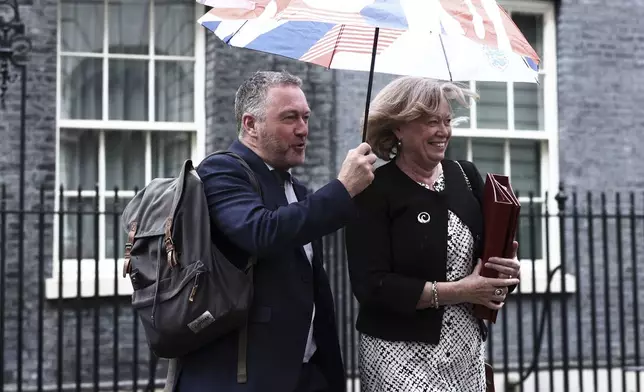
[122,222,137,277]
[163,218,179,268]
[164,236,178,268]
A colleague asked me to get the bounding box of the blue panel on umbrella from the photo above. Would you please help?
[360,0,408,29]
[245,21,335,61]
[525,57,538,71]
[201,21,222,33]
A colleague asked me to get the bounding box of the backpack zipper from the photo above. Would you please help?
[188,272,201,302]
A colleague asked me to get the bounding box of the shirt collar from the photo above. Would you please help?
[265,163,293,183]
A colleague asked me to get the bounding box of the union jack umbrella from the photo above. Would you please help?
[196,0,540,140]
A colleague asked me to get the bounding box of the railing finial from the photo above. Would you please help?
[554,181,568,213]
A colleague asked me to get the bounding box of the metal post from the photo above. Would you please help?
[0,1,32,391]
[555,182,569,391]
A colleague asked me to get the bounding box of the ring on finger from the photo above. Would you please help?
[494,288,503,296]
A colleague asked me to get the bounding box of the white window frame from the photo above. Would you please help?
[452,0,575,294]
[47,1,207,299]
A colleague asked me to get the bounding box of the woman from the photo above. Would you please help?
[345,76,521,392]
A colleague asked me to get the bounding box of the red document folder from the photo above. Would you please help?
[473,174,521,323]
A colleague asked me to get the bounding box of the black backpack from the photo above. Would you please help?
[121,151,260,383]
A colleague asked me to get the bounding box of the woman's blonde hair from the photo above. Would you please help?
[365,76,478,160]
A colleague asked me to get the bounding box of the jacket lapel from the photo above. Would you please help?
[228,141,313,263]
[292,180,323,266]
[292,178,316,264]
[311,239,323,269]
[291,178,308,204]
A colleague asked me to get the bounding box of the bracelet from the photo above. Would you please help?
[432,281,439,309]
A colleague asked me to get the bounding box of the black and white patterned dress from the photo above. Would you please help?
[358,172,486,392]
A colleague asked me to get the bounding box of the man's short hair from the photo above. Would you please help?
[234,70,303,137]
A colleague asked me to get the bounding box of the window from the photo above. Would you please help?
[49,0,206,298]
[445,1,573,293]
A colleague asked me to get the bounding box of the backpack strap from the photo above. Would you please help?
[200,150,263,273]
[202,150,263,203]
[198,150,262,384]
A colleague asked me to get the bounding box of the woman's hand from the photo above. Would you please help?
[457,259,520,310]
[485,241,521,280]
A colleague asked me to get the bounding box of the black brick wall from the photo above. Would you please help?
[1,0,58,387]
[551,0,644,369]
[558,1,644,192]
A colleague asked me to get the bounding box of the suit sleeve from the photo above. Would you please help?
[345,183,426,316]
[197,154,355,257]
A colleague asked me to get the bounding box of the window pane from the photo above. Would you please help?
[154,1,195,56]
[105,131,146,190]
[151,132,192,177]
[155,61,194,122]
[106,196,132,259]
[445,137,467,160]
[108,60,149,121]
[471,138,504,178]
[514,74,544,131]
[510,140,541,196]
[517,201,543,260]
[61,57,103,120]
[512,13,544,131]
[60,129,99,190]
[108,0,150,54]
[512,13,543,64]
[63,197,98,260]
[60,0,104,53]
[476,82,508,129]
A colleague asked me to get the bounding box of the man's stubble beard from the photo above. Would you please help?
[257,127,289,167]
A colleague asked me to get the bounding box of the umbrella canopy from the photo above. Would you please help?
[198,0,540,83]
[197,0,541,140]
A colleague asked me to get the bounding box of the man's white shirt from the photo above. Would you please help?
[266,164,316,363]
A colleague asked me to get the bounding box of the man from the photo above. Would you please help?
[173,70,377,392]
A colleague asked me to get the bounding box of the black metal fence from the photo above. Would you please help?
[1,184,644,392]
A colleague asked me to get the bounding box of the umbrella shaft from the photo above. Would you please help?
[362,27,379,143]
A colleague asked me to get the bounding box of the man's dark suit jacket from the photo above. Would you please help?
[174,140,353,392]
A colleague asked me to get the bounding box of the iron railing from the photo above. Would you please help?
[0,1,33,390]
[1,184,644,391]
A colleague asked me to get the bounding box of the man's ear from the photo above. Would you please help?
[242,113,258,137]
